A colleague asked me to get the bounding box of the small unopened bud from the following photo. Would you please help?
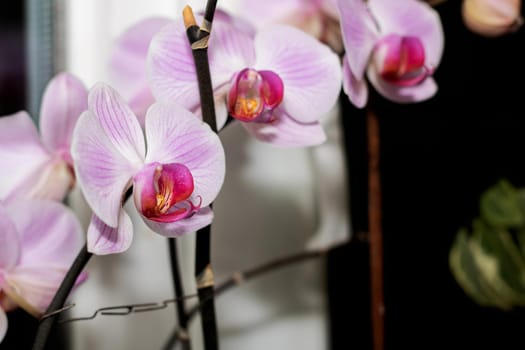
[462,0,523,37]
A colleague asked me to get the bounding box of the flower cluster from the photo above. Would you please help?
[0,0,453,344]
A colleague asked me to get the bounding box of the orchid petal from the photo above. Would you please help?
[0,112,50,201]
[242,109,326,147]
[368,0,444,68]
[72,111,138,227]
[367,63,438,103]
[88,83,145,165]
[237,0,307,28]
[0,204,20,270]
[3,265,70,316]
[0,308,7,342]
[4,200,83,268]
[144,103,225,208]
[39,72,88,158]
[109,17,171,125]
[141,206,213,237]
[147,15,254,110]
[254,25,342,123]
[342,56,368,108]
[87,211,133,255]
[336,0,379,79]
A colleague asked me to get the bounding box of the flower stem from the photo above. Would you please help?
[163,244,340,350]
[31,243,92,350]
[367,107,385,350]
[168,238,191,349]
[184,3,219,350]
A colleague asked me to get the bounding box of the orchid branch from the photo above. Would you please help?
[31,244,92,350]
[183,3,219,350]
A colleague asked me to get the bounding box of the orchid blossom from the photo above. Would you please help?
[236,0,343,52]
[147,12,342,147]
[462,0,523,37]
[336,0,444,107]
[0,72,87,202]
[0,200,84,343]
[108,17,172,126]
[71,84,225,255]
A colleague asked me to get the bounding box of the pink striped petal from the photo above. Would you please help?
[336,0,379,79]
[147,14,254,110]
[4,200,83,268]
[88,83,145,165]
[39,72,88,159]
[109,17,171,125]
[0,308,6,342]
[342,56,368,108]
[87,211,133,255]
[144,103,225,208]
[367,63,438,103]
[368,0,444,69]
[0,204,20,270]
[71,111,139,227]
[254,25,342,123]
[242,109,326,147]
[141,206,213,237]
[0,112,50,201]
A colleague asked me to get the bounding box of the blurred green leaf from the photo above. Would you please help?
[480,179,524,228]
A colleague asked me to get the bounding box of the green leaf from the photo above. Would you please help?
[480,180,524,228]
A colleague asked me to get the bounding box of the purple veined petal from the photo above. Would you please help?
[0,112,51,201]
[71,111,139,227]
[368,0,444,69]
[367,63,438,103]
[144,103,226,208]
[109,17,171,126]
[4,200,83,268]
[342,55,369,108]
[147,14,254,110]
[2,265,72,316]
[141,206,213,237]
[39,72,88,159]
[88,83,145,165]
[242,108,327,147]
[0,204,20,270]
[87,211,133,255]
[0,307,7,342]
[336,0,379,80]
[254,25,342,124]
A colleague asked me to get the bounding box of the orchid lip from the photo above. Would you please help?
[373,34,433,87]
[133,162,201,223]
[227,68,284,123]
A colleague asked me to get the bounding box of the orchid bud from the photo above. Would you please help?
[462,0,523,37]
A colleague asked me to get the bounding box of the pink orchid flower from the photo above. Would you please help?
[0,72,88,202]
[0,200,84,343]
[236,0,343,52]
[462,0,523,37]
[108,17,172,126]
[147,13,342,148]
[71,83,225,255]
[337,0,444,108]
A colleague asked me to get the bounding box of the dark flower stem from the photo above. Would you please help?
[367,107,385,350]
[183,3,219,350]
[163,244,341,350]
[168,238,191,349]
[31,243,92,350]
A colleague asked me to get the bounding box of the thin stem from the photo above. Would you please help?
[163,245,337,350]
[367,108,385,350]
[183,4,219,350]
[32,243,92,350]
[168,238,191,349]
